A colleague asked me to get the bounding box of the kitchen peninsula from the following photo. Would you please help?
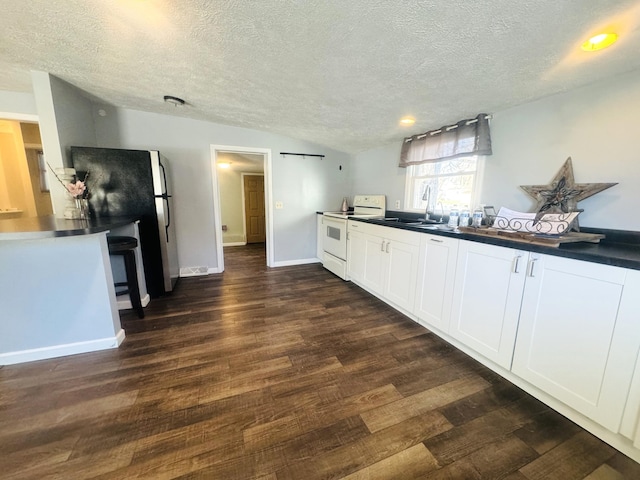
[0,216,142,365]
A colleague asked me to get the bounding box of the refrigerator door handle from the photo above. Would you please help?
[154,194,171,242]
[164,196,170,242]
[159,160,169,195]
[156,161,172,242]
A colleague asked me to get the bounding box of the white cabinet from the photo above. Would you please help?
[358,230,386,295]
[347,221,420,312]
[384,235,420,311]
[450,240,527,369]
[346,221,640,460]
[513,255,640,433]
[413,234,459,333]
[316,214,323,260]
[621,268,640,444]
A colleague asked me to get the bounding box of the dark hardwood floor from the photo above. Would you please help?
[1,242,639,479]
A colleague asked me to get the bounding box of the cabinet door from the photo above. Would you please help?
[450,241,526,369]
[384,238,420,312]
[513,255,640,432]
[346,229,367,283]
[361,234,386,296]
[414,235,459,333]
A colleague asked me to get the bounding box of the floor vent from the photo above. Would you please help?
[180,266,209,277]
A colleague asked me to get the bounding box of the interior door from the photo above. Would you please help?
[244,174,265,243]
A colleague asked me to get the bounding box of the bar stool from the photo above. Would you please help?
[107,236,145,319]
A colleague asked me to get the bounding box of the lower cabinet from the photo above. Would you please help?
[316,214,324,260]
[384,235,420,311]
[413,234,459,333]
[346,222,640,459]
[512,255,640,434]
[346,225,367,284]
[347,221,420,312]
[449,240,527,369]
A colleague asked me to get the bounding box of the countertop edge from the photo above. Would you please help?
[348,217,640,271]
[0,216,139,241]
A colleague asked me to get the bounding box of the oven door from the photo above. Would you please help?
[323,215,347,261]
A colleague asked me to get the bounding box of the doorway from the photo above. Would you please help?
[0,115,51,219]
[210,145,273,272]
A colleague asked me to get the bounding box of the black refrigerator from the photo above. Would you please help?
[71,147,179,297]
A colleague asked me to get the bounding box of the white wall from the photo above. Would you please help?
[0,90,37,116]
[350,142,406,210]
[31,72,97,217]
[48,75,97,162]
[352,68,640,230]
[92,106,351,270]
[483,68,640,231]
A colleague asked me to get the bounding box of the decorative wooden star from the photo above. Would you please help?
[520,157,617,231]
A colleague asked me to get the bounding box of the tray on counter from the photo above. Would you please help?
[457,226,605,247]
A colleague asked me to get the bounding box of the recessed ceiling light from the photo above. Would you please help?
[400,116,416,126]
[218,162,231,169]
[163,95,185,106]
[581,33,618,51]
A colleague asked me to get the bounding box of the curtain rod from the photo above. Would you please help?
[406,114,492,142]
[280,152,325,158]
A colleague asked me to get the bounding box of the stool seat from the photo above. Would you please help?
[107,236,144,319]
[107,236,138,252]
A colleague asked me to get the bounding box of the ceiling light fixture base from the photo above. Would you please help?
[163,95,186,106]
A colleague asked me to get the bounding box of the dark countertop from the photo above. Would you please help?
[347,214,640,271]
[0,216,139,241]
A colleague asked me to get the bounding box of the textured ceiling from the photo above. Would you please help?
[1,1,639,153]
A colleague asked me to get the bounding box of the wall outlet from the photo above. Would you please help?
[275,201,283,209]
[395,200,401,209]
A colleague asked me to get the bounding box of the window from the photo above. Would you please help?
[404,155,483,213]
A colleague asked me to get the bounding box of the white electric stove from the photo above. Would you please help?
[322,195,386,279]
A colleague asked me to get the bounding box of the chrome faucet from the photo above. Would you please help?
[435,202,444,223]
[422,185,432,221]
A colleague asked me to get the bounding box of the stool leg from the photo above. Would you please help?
[123,250,145,319]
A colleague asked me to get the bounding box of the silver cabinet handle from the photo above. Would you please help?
[514,255,522,273]
[528,258,538,277]
[430,238,443,243]
[386,241,390,253]
[380,240,385,252]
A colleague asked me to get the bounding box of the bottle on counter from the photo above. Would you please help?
[459,206,470,227]
[341,197,349,212]
[448,205,460,228]
[472,207,483,227]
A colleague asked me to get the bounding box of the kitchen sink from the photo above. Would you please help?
[416,224,457,231]
[383,217,441,225]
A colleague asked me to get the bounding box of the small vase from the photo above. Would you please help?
[75,198,90,219]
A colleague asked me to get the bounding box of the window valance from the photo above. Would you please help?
[399,114,492,167]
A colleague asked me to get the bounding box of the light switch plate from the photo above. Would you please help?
[275,201,283,209]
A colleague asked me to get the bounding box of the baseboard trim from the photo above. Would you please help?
[116,293,151,310]
[271,257,322,267]
[0,329,126,365]
[223,242,247,247]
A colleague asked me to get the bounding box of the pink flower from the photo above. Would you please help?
[66,181,86,198]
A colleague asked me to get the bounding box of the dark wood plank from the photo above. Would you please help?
[0,243,637,479]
